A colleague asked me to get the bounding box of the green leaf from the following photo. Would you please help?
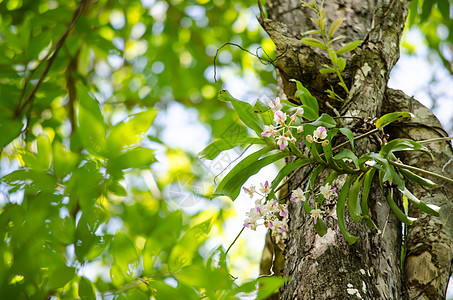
[53,142,79,178]
[386,192,416,225]
[270,158,312,198]
[76,85,106,156]
[47,265,75,291]
[398,186,440,216]
[169,217,215,271]
[337,57,346,72]
[348,173,364,222]
[252,99,270,113]
[176,264,233,291]
[108,147,156,171]
[218,90,264,137]
[290,79,319,115]
[301,105,319,120]
[107,180,128,196]
[320,68,336,74]
[143,238,161,276]
[309,165,326,190]
[399,168,436,187]
[301,37,327,49]
[327,48,338,66]
[198,137,266,160]
[328,18,343,38]
[256,276,289,299]
[379,139,430,159]
[323,128,342,171]
[361,168,377,230]
[36,134,52,170]
[106,110,157,157]
[0,117,23,148]
[111,233,139,275]
[375,112,412,129]
[336,174,358,244]
[314,218,328,236]
[79,277,96,300]
[214,150,292,200]
[213,146,271,198]
[334,148,359,171]
[339,127,354,150]
[336,40,362,55]
[308,113,337,128]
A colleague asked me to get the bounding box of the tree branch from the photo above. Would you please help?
[15,0,87,117]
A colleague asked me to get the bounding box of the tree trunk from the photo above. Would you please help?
[258,1,453,299]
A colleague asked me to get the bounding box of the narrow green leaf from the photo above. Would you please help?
[336,40,362,55]
[337,57,346,72]
[301,37,327,49]
[337,175,358,244]
[270,158,312,197]
[399,168,436,187]
[213,146,271,196]
[198,137,266,160]
[375,112,412,129]
[215,152,292,200]
[319,68,336,74]
[327,48,338,66]
[323,128,342,171]
[302,29,323,35]
[398,186,440,216]
[328,18,343,38]
[361,168,377,230]
[339,128,354,150]
[380,139,430,159]
[348,173,364,222]
[386,192,416,225]
[309,164,326,190]
[334,148,359,172]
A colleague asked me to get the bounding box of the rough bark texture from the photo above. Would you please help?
[258,0,453,299]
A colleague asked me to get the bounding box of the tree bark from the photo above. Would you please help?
[258,0,453,299]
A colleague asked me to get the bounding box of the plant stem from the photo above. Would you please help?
[389,160,453,184]
[417,136,453,144]
[331,128,380,152]
[225,227,245,255]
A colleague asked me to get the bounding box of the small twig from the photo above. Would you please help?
[15,0,87,117]
[213,144,253,185]
[225,227,245,255]
[331,128,380,152]
[417,136,453,144]
[389,160,453,184]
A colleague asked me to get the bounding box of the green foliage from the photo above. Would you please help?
[0,0,287,298]
[202,76,450,245]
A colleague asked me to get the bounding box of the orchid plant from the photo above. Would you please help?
[199,0,453,247]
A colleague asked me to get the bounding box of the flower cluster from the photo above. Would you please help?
[242,181,288,236]
[261,98,305,150]
[306,126,329,146]
[289,183,336,225]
